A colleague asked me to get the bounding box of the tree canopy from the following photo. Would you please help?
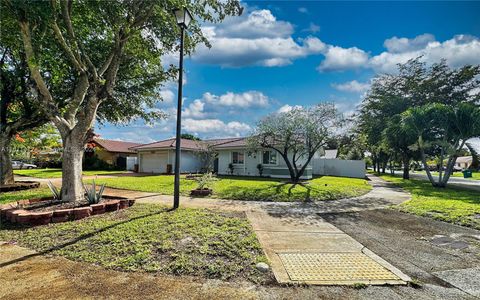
[2,0,242,201]
[248,103,343,182]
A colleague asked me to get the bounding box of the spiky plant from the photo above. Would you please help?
[47,181,61,200]
[83,180,106,204]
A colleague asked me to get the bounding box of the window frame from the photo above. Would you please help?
[262,150,278,166]
[231,151,245,165]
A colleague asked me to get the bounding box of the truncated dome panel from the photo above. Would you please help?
[278,252,400,282]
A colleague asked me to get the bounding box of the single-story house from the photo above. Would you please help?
[131,137,365,179]
[456,156,473,169]
[88,138,141,169]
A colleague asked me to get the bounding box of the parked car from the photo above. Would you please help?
[12,160,37,169]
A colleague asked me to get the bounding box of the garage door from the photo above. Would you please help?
[140,152,168,173]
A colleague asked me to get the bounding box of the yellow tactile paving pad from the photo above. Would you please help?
[278,252,400,282]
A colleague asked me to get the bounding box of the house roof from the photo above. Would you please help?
[132,138,206,151]
[212,138,247,149]
[457,156,472,163]
[132,137,246,151]
[322,149,338,159]
[93,138,142,154]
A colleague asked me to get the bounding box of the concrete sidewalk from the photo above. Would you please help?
[247,211,410,285]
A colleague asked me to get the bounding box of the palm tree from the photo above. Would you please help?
[402,103,480,187]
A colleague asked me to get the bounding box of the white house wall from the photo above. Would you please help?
[312,158,365,178]
[217,149,311,178]
[138,149,202,173]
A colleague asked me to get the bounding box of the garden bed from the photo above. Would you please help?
[0,181,40,192]
[0,195,135,226]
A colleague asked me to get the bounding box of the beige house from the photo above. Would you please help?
[89,138,141,169]
[456,156,473,169]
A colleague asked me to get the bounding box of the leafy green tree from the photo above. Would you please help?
[402,103,480,187]
[383,115,418,179]
[3,0,241,201]
[0,28,47,185]
[181,133,201,141]
[358,57,479,180]
[10,123,61,160]
[248,103,343,182]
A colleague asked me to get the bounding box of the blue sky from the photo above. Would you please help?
[97,1,480,143]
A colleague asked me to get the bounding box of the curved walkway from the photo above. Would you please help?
[135,174,411,214]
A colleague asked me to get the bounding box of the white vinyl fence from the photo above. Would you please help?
[312,158,365,179]
[126,157,138,171]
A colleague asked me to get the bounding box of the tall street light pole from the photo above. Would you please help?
[173,8,193,209]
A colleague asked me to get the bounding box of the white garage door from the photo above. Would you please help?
[140,152,168,173]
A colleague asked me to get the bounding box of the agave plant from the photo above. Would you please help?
[83,180,106,204]
[47,181,62,200]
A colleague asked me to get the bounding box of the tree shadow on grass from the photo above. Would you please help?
[0,207,172,268]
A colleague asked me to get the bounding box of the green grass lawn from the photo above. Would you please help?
[0,204,269,283]
[0,187,51,205]
[14,168,128,178]
[94,175,371,202]
[412,170,480,180]
[379,174,480,229]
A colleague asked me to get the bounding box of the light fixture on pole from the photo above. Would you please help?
[172,7,193,209]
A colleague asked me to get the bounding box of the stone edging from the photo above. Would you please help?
[0,198,135,226]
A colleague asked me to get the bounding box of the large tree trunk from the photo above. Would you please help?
[0,133,14,185]
[402,156,410,180]
[60,132,86,203]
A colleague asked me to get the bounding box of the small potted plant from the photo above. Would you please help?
[257,163,264,177]
[190,173,216,196]
[228,163,234,175]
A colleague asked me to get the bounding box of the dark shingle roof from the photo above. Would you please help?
[93,138,142,154]
[131,137,246,151]
[132,138,206,151]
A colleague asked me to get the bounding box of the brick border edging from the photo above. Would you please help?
[0,181,40,192]
[0,198,136,226]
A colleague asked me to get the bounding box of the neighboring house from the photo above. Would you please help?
[132,137,365,179]
[132,138,204,173]
[89,138,141,170]
[456,156,473,169]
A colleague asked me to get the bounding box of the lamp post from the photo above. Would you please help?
[172,7,193,209]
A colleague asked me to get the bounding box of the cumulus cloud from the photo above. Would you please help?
[371,34,480,73]
[331,80,370,93]
[159,89,175,104]
[303,22,320,33]
[383,33,436,53]
[203,90,269,108]
[215,9,293,39]
[277,104,302,113]
[317,46,369,71]
[183,118,251,136]
[192,9,325,67]
[183,99,206,118]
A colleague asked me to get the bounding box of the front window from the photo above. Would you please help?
[262,150,277,165]
[232,151,244,164]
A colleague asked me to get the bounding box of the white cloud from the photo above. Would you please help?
[159,89,175,104]
[183,99,206,118]
[203,90,269,108]
[277,104,302,113]
[371,34,480,73]
[317,46,369,71]
[192,9,325,67]
[183,118,251,137]
[298,7,308,14]
[383,33,436,53]
[303,22,320,33]
[215,9,293,39]
[332,80,370,93]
